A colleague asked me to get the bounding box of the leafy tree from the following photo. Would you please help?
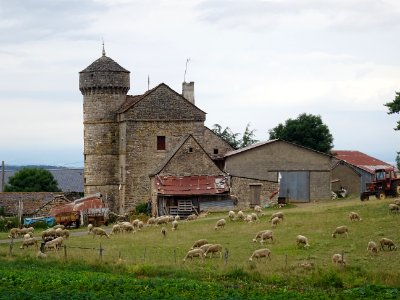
[385,91,400,130]
[4,168,61,192]
[268,113,334,153]
[212,123,258,149]
[396,152,400,170]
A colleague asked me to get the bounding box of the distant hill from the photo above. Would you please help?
[1,165,68,171]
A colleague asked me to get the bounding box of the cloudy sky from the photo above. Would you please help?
[0,0,400,167]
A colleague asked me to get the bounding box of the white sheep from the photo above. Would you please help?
[254,205,262,213]
[147,217,156,225]
[172,220,178,231]
[161,227,167,238]
[228,211,235,221]
[36,250,47,259]
[332,253,346,266]
[237,210,245,220]
[87,224,94,233]
[52,224,65,230]
[204,244,223,258]
[23,233,33,240]
[367,241,378,254]
[186,214,197,221]
[90,227,110,239]
[380,238,397,251]
[121,223,135,233]
[19,227,34,235]
[271,216,280,227]
[249,248,271,261]
[214,218,226,230]
[270,212,284,221]
[245,214,253,223]
[394,199,400,206]
[183,248,205,262]
[111,224,122,235]
[349,212,362,221]
[388,204,400,213]
[199,243,213,253]
[260,230,274,244]
[8,228,20,239]
[44,237,64,251]
[252,230,269,243]
[55,228,70,239]
[41,228,57,241]
[131,219,140,228]
[174,215,180,221]
[296,235,310,248]
[191,239,208,249]
[138,221,144,230]
[20,237,38,249]
[250,213,259,222]
[332,226,348,238]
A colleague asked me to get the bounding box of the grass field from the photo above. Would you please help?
[0,196,399,299]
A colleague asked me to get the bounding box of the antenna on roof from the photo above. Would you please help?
[102,38,106,56]
[147,75,150,91]
[183,58,190,82]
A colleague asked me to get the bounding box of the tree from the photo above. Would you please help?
[385,91,400,130]
[4,167,61,192]
[212,123,258,149]
[268,113,334,153]
[396,152,400,170]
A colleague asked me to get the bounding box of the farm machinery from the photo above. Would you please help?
[360,167,400,201]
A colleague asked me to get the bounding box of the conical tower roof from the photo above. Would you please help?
[80,55,129,73]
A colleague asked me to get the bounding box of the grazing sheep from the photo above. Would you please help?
[172,220,178,231]
[380,238,397,251]
[204,244,223,258]
[270,212,284,221]
[156,216,169,225]
[20,237,38,249]
[20,227,34,235]
[44,237,64,251]
[147,217,156,225]
[214,218,226,230]
[249,248,271,261]
[23,233,33,240]
[174,215,180,221]
[41,228,56,241]
[121,223,135,233]
[55,228,70,239]
[296,235,310,248]
[349,212,362,221]
[183,248,205,262]
[252,230,269,243]
[254,205,262,213]
[36,250,47,259]
[250,213,259,222]
[131,219,140,228]
[161,227,167,237]
[191,239,208,249]
[367,241,378,254]
[245,214,253,223]
[111,224,122,235]
[52,224,65,230]
[186,214,198,221]
[260,230,274,244]
[332,253,346,266]
[394,199,400,206]
[228,211,235,221]
[138,221,144,230]
[237,211,245,220]
[87,224,94,233]
[332,226,348,238]
[271,216,280,227]
[8,228,20,239]
[90,227,109,239]
[388,204,400,213]
[199,243,213,253]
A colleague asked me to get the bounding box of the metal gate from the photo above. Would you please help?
[279,171,310,202]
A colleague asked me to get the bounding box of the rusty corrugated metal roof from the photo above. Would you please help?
[49,194,105,216]
[155,175,229,195]
[332,150,392,173]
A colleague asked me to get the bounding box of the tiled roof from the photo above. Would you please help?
[1,168,84,193]
[332,150,391,173]
[80,55,129,73]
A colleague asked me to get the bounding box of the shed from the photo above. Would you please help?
[224,139,333,205]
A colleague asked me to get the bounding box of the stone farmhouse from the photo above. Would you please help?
[79,50,333,216]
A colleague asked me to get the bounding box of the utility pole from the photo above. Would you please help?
[1,161,4,192]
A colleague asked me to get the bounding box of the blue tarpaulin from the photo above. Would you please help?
[23,216,56,227]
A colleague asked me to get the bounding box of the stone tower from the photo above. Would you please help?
[79,49,130,211]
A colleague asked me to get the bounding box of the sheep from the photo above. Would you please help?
[87,224,94,233]
[394,199,400,206]
[19,227,34,235]
[55,228,70,239]
[171,220,178,231]
[161,227,167,238]
[252,230,269,243]
[388,204,400,213]
[380,238,397,251]
[186,214,197,221]
[156,216,169,225]
[204,244,223,258]
[245,214,253,223]
[367,241,378,254]
[237,210,245,220]
[332,226,348,238]
[296,235,310,248]
[199,243,213,253]
[111,224,122,235]
[36,250,47,259]
[349,212,362,221]
[270,212,284,221]
[214,218,226,230]
[23,233,33,240]
[138,221,144,230]
[147,217,156,225]
[41,228,57,241]
[121,223,135,233]
[249,248,271,261]
[254,205,262,213]
[191,239,208,249]
[8,228,20,239]
[20,237,38,249]
[90,227,109,239]
[131,219,140,228]
[332,253,346,266]
[183,248,205,262]
[271,216,280,227]
[260,230,274,244]
[44,237,64,251]
[174,215,180,221]
[52,224,65,230]
[250,213,259,222]
[228,211,235,221]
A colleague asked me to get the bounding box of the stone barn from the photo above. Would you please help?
[224,139,333,206]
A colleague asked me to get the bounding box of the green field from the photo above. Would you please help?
[1,197,400,299]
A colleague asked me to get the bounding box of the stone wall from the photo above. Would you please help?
[309,171,332,201]
[331,163,361,196]
[230,176,278,210]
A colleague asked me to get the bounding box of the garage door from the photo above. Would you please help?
[279,171,310,202]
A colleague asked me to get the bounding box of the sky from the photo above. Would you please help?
[0,0,400,168]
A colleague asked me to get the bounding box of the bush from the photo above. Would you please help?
[135,202,149,215]
[0,217,18,232]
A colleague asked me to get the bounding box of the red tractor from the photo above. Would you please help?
[360,167,400,201]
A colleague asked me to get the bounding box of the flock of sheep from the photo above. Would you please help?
[7,199,399,266]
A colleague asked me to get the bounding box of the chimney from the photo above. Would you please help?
[182,81,195,104]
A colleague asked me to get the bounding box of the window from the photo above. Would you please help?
[189,147,193,153]
[213,148,219,155]
[157,136,166,150]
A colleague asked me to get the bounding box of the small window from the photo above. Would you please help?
[189,147,193,153]
[157,136,166,150]
[213,148,219,155]
[84,177,87,183]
